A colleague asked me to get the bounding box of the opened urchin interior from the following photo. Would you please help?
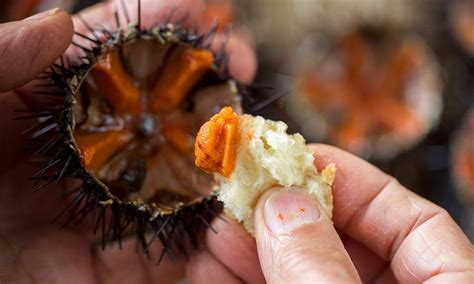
[286,32,442,160]
[22,1,246,261]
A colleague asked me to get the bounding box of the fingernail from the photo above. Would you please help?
[25,8,61,20]
[263,188,320,234]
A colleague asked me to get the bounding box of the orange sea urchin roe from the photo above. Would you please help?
[301,34,426,155]
[75,131,133,173]
[91,51,141,114]
[152,48,214,112]
[163,123,195,154]
[195,107,239,177]
[70,38,237,209]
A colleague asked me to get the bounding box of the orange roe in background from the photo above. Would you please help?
[296,33,436,158]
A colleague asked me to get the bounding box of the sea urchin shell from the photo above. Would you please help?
[23,1,245,261]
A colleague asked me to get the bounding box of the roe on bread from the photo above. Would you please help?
[195,107,335,234]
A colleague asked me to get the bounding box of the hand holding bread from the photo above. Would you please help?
[190,107,474,283]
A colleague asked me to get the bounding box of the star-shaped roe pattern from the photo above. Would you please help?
[301,33,428,156]
[73,44,215,206]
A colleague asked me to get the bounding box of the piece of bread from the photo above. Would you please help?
[195,107,335,234]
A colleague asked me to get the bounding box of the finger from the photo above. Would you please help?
[202,0,236,32]
[0,9,73,92]
[206,216,265,283]
[210,33,257,84]
[342,236,388,283]
[254,187,360,283]
[94,236,185,284]
[391,210,474,282]
[310,144,474,282]
[186,249,243,284]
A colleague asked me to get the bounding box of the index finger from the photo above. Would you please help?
[310,144,474,282]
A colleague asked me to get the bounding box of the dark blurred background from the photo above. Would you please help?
[239,0,474,241]
[1,0,473,240]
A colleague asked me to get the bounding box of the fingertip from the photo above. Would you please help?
[199,0,256,83]
[51,9,74,32]
[44,9,74,55]
[227,34,257,84]
[24,8,74,59]
[254,186,360,283]
[255,187,323,236]
[0,9,73,91]
[211,33,257,84]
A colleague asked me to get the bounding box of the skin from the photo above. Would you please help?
[0,1,472,283]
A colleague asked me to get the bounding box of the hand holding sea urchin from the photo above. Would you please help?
[195,107,335,234]
[23,0,257,260]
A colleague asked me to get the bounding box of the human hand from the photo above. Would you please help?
[0,0,255,283]
[191,144,474,283]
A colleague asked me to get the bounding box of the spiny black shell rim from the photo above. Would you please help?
[66,25,242,216]
[22,5,247,261]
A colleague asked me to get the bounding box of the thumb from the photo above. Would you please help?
[0,8,73,92]
[254,187,361,283]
